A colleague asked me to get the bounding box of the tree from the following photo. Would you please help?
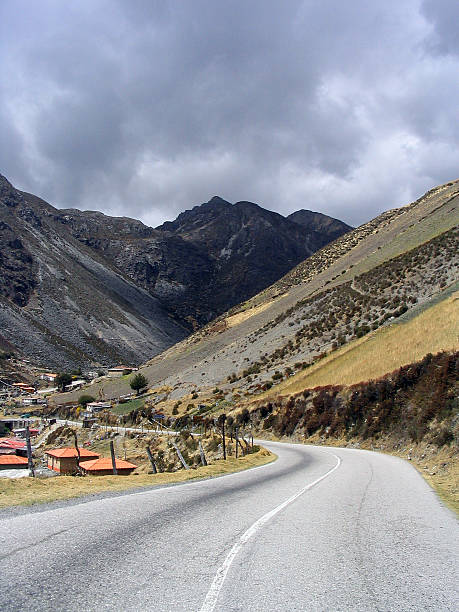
[55,372,72,392]
[130,373,149,395]
[78,394,95,409]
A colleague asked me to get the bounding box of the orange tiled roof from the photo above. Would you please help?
[46,447,100,459]
[79,457,137,471]
[0,455,28,465]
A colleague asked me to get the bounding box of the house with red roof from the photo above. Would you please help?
[79,457,137,476]
[45,447,100,474]
[0,455,29,470]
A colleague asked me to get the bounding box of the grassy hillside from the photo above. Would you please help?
[264,283,458,396]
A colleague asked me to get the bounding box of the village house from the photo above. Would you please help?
[0,417,32,435]
[12,382,36,394]
[12,427,39,438]
[22,395,47,406]
[107,366,134,378]
[86,401,112,413]
[46,448,100,474]
[0,455,29,470]
[79,457,137,476]
[0,438,27,455]
[38,373,58,383]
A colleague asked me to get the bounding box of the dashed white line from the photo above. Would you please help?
[199,452,342,612]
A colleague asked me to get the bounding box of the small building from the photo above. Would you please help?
[38,373,58,382]
[67,379,86,390]
[107,366,133,378]
[79,457,137,476]
[22,395,47,406]
[0,438,27,454]
[0,417,32,435]
[12,427,39,438]
[82,416,98,429]
[46,448,100,474]
[86,401,112,413]
[0,455,29,470]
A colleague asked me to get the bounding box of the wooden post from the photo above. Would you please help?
[146,446,157,473]
[172,441,189,470]
[110,440,118,475]
[235,427,239,459]
[25,424,35,477]
[71,429,81,471]
[199,440,207,466]
[221,414,227,460]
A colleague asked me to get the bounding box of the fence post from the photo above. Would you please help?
[199,440,207,466]
[146,446,158,473]
[172,441,189,470]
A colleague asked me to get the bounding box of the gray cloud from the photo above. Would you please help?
[0,0,458,227]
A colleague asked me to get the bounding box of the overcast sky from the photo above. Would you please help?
[1,1,458,227]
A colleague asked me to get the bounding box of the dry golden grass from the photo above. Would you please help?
[268,289,459,396]
[0,448,275,509]
[225,300,276,328]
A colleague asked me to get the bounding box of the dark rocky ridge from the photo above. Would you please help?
[0,173,351,367]
[287,209,352,243]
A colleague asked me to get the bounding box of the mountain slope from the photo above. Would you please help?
[0,175,188,369]
[0,174,350,367]
[54,178,459,403]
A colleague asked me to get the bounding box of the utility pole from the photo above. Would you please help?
[25,424,35,477]
[110,440,117,475]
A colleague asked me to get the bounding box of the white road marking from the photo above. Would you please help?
[199,452,342,612]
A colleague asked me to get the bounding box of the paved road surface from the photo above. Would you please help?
[1,441,457,611]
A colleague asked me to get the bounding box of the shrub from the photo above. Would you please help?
[78,394,95,409]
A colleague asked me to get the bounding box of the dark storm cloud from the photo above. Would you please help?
[0,0,458,227]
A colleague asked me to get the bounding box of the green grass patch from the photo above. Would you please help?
[111,397,145,415]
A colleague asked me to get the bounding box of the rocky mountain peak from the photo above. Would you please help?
[0,174,24,207]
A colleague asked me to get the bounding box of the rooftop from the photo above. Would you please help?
[46,447,100,459]
[0,455,28,465]
[79,457,137,471]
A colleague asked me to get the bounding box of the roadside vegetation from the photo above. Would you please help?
[246,350,458,513]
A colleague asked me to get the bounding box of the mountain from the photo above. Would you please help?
[0,176,188,369]
[287,209,352,242]
[156,196,346,322]
[0,174,350,368]
[55,178,458,404]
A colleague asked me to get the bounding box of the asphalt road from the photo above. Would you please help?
[1,441,457,611]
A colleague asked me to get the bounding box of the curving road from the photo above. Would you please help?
[1,441,457,611]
